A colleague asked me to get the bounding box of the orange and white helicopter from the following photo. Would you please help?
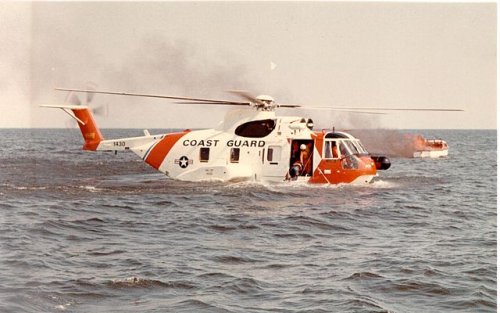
[42,88,460,185]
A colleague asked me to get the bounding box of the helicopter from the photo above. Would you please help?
[41,88,461,185]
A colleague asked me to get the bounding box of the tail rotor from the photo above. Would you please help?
[64,82,108,127]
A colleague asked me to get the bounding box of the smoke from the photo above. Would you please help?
[32,33,263,128]
[291,108,384,131]
[349,129,426,158]
[101,37,268,128]
[96,35,259,98]
[30,4,265,128]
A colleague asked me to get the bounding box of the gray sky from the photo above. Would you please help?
[0,2,496,129]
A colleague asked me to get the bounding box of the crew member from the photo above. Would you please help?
[288,144,307,180]
[301,143,313,176]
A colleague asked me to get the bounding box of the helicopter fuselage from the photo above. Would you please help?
[44,105,385,185]
[97,109,379,184]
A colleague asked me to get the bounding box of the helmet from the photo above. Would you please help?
[300,144,306,150]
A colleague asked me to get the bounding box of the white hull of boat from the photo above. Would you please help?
[413,149,448,158]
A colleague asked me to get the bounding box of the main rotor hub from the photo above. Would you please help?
[255,95,276,111]
[256,95,275,103]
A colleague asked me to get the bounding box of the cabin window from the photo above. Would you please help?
[235,119,276,138]
[200,147,210,162]
[267,146,281,163]
[230,148,240,163]
[267,148,274,161]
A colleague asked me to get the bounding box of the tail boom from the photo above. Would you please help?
[72,107,103,150]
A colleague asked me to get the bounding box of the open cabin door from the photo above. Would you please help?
[289,139,314,179]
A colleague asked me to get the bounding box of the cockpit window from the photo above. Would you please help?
[235,119,276,138]
[354,140,368,154]
[339,141,351,157]
[345,140,360,155]
[324,140,340,159]
[325,141,332,159]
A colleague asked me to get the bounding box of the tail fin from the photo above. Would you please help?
[41,104,104,151]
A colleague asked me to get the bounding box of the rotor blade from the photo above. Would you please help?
[228,90,257,102]
[312,106,464,112]
[56,88,248,105]
[295,107,387,115]
[334,110,387,115]
[277,104,301,108]
[174,101,251,106]
[228,90,265,105]
[279,105,386,114]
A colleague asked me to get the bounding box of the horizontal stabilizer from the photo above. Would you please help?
[39,104,90,110]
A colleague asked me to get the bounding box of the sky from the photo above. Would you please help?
[0,2,496,129]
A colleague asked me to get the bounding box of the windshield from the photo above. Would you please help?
[344,140,360,155]
[339,141,351,157]
[354,140,368,154]
[324,139,368,159]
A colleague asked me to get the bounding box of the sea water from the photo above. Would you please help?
[0,129,496,312]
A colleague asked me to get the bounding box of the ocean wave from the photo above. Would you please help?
[379,280,452,296]
[212,254,261,265]
[218,277,268,295]
[107,277,195,290]
[77,185,103,192]
[345,272,384,280]
[172,299,233,312]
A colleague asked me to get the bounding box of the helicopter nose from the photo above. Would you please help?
[371,155,391,170]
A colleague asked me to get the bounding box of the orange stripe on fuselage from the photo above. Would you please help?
[313,132,323,159]
[145,131,190,169]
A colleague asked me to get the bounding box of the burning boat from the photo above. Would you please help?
[412,135,448,158]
